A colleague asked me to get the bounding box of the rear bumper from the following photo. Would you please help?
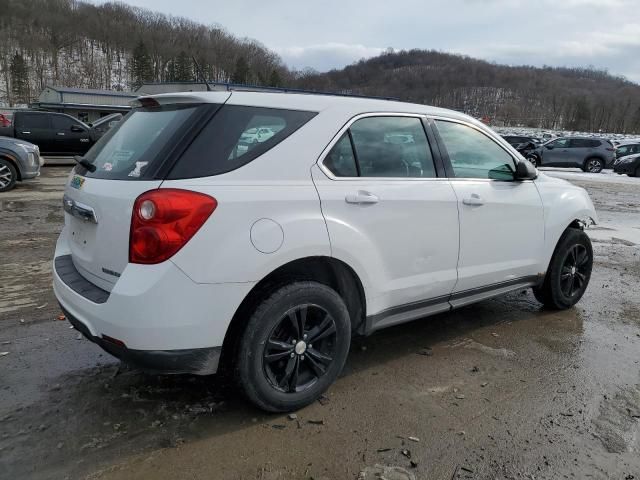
[63,306,222,374]
[52,227,255,374]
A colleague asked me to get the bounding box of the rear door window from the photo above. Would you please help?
[79,104,208,180]
[570,139,594,148]
[324,133,358,177]
[168,106,317,179]
[16,113,50,129]
[349,116,436,178]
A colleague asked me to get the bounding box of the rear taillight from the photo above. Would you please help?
[129,189,217,264]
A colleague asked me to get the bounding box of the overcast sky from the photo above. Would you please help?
[99,0,640,82]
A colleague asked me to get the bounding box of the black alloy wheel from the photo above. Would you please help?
[533,228,593,309]
[236,281,351,412]
[559,244,590,299]
[263,304,337,393]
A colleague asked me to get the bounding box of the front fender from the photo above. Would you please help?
[535,175,597,267]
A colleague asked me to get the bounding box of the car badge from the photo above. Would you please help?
[70,175,85,190]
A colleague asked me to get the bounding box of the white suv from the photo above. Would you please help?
[53,91,597,412]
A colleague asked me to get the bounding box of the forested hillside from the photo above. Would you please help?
[294,50,640,133]
[0,0,287,106]
[2,1,639,133]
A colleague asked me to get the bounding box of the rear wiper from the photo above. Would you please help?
[73,155,96,173]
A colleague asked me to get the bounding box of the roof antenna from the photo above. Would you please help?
[192,56,212,92]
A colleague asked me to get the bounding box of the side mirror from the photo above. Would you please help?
[71,125,86,133]
[515,160,538,180]
[546,144,554,150]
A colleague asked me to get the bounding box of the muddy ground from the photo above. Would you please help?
[0,167,638,480]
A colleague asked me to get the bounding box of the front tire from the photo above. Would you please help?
[583,157,604,173]
[0,158,17,192]
[236,282,351,412]
[533,228,593,309]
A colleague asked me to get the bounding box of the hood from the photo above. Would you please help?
[618,152,640,162]
[0,136,38,152]
[534,171,572,187]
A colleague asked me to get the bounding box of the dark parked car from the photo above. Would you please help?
[613,153,640,177]
[0,136,42,192]
[527,137,615,173]
[1,110,120,156]
[501,135,539,157]
[90,113,123,137]
[615,143,640,160]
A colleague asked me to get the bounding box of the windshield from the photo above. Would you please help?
[78,104,207,180]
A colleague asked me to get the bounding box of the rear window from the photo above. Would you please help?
[16,113,49,129]
[571,139,601,148]
[167,105,317,179]
[79,104,207,180]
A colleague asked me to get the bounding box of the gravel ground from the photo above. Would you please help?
[0,167,638,480]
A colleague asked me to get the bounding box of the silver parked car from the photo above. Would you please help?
[527,137,615,173]
[0,136,42,192]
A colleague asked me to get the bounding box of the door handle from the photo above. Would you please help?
[57,132,65,136]
[462,193,484,206]
[345,191,379,204]
[21,131,31,134]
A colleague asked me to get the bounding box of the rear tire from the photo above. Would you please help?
[0,158,17,192]
[236,281,351,412]
[533,228,593,309]
[583,157,604,173]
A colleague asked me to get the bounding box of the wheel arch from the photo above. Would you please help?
[0,152,21,181]
[542,216,594,275]
[218,256,366,373]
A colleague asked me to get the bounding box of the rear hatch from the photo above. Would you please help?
[63,94,229,290]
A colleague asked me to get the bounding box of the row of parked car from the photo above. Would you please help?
[0,110,121,191]
[501,134,640,176]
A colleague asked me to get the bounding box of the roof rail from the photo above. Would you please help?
[139,80,399,102]
[223,82,399,102]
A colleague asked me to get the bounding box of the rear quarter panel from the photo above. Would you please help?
[165,181,331,284]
